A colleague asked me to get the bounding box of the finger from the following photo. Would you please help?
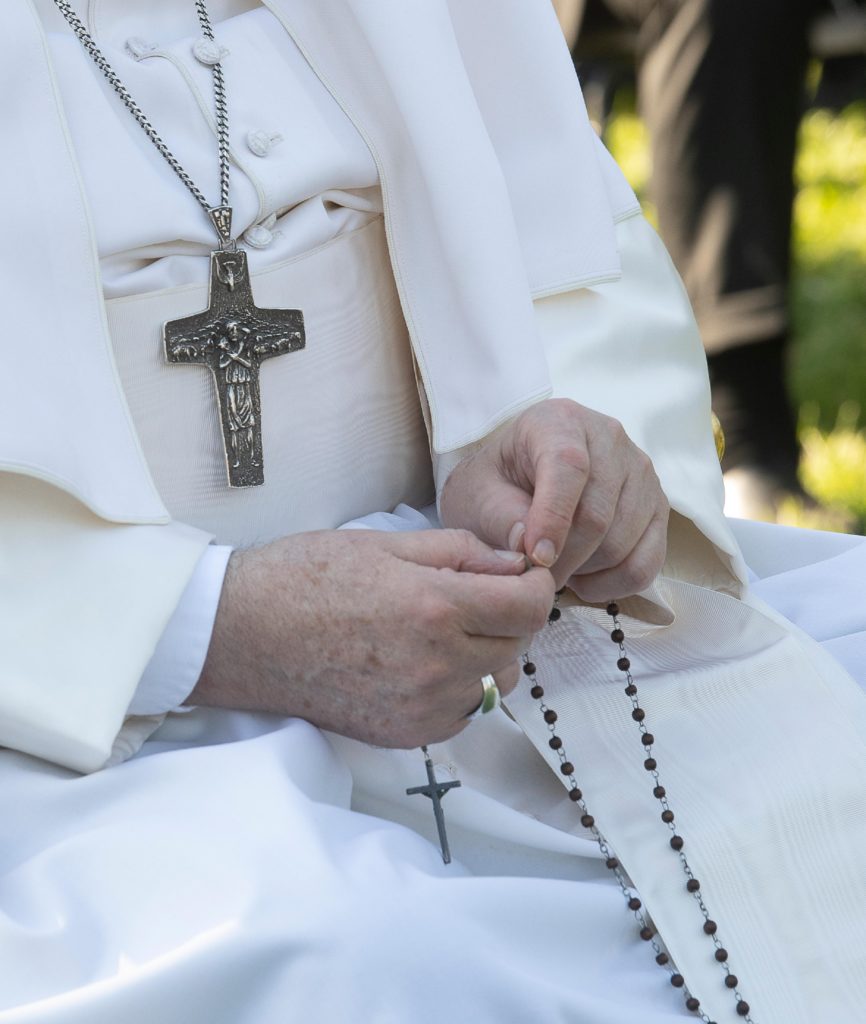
[385,528,526,576]
[521,443,590,568]
[449,566,556,638]
[565,472,655,580]
[567,507,669,603]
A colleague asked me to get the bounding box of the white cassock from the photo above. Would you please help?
[1,2,865,1022]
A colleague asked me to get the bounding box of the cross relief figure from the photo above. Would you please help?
[164,249,305,487]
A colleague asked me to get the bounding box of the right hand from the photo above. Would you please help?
[189,529,555,748]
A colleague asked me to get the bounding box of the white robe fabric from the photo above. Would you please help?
[2,3,866,1022]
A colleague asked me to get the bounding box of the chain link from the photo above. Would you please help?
[52,0,231,223]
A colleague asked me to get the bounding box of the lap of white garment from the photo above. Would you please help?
[0,510,864,1024]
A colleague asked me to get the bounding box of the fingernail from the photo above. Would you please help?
[495,549,524,563]
[531,538,556,567]
[508,521,526,552]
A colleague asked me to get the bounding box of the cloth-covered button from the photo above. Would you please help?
[243,214,279,249]
[193,36,229,65]
[246,130,284,158]
[126,37,157,61]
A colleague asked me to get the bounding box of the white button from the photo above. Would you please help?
[246,130,284,158]
[126,37,157,61]
[192,37,229,66]
[243,214,278,249]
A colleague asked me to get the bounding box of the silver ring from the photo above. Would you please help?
[466,674,501,721]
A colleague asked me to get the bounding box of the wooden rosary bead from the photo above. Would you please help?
[631,708,646,722]
[686,879,700,893]
[610,628,625,644]
[670,974,685,988]
[725,975,739,989]
[685,997,700,1012]
[661,810,675,824]
[544,709,558,725]
[548,607,562,622]
[522,661,536,675]
[655,952,669,966]
[627,897,641,911]
[606,602,619,616]
[568,787,583,802]
[714,948,729,963]
[641,733,655,746]
[639,926,654,941]
[560,761,574,775]
[617,657,630,671]
[549,736,563,750]
[736,1001,750,1017]
[653,786,666,798]
[530,685,544,699]
[703,920,718,935]
[605,857,619,870]
[670,835,684,851]
[580,814,595,829]
[644,758,657,771]
[625,683,638,696]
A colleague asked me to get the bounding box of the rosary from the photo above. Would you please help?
[408,597,756,1024]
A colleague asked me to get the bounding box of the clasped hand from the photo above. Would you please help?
[194,399,668,747]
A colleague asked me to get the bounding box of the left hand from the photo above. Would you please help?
[439,398,669,601]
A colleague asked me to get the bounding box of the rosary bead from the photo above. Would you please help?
[544,709,558,725]
[670,835,684,850]
[736,1001,750,1017]
[644,758,657,771]
[523,661,537,676]
[661,810,675,824]
[725,975,739,989]
[686,879,700,893]
[548,607,562,622]
[625,684,638,696]
[530,685,544,699]
[714,948,728,963]
[605,857,619,870]
[639,926,654,941]
[610,628,625,644]
[685,997,700,1012]
[617,657,631,671]
[580,814,594,829]
[627,897,642,911]
[641,733,655,747]
[703,920,718,935]
[670,974,685,989]
[568,787,583,802]
[549,736,563,750]
[606,602,619,617]
[632,708,646,722]
[653,786,666,798]
[655,952,669,966]
[560,761,574,776]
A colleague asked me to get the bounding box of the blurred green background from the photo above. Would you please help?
[606,98,866,530]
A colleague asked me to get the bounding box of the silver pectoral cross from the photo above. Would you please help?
[406,746,462,865]
[164,211,305,487]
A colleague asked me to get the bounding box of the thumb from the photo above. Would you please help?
[385,528,527,576]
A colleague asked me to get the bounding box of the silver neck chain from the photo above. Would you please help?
[52,0,232,237]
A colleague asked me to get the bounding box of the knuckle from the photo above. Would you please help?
[416,592,454,632]
[623,556,659,594]
[578,500,613,538]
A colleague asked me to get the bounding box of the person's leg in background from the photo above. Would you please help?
[629,0,826,518]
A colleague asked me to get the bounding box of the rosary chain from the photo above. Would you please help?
[52,0,230,217]
[523,596,757,1022]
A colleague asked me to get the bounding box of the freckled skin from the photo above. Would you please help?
[191,399,667,748]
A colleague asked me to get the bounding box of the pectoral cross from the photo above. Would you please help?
[406,746,462,864]
[164,234,305,488]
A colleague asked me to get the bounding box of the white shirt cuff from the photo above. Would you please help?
[126,544,233,717]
